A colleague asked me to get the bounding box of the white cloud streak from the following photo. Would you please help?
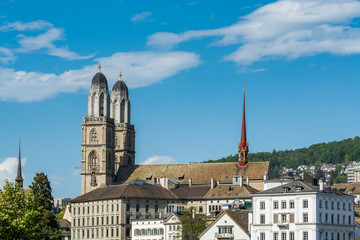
[0,20,92,61]
[0,51,201,102]
[147,0,360,64]
[0,157,26,188]
[141,155,177,165]
[131,12,153,23]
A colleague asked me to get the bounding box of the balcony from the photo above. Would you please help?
[215,233,234,239]
[277,221,289,227]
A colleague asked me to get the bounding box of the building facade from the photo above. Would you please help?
[251,180,355,240]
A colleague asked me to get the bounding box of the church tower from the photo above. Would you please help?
[238,85,249,167]
[81,65,116,194]
[110,72,135,180]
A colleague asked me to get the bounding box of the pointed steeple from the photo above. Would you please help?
[15,134,23,188]
[238,84,249,167]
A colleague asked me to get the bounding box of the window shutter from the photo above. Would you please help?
[274,214,278,223]
[290,213,294,223]
[218,228,221,234]
[230,227,233,234]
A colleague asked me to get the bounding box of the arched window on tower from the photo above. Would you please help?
[90,152,98,170]
[99,92,104,116]
[115,137,118,146]
[120,100,125,123]
[91,129,97,142]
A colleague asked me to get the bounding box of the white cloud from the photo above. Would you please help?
[147,0,360,64]
[131,12,153,23]
[0,51,201,102]
[0,157,26,188]
[141,155,177,165]
[0,20,92,61]
[0,20,53,31]
[0,47,16,64]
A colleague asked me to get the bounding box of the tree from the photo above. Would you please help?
[0,181,46,239]
[179,207,207,240]
[29,173,61,239]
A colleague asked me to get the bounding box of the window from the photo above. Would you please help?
[91,130,97,141]
[116,216,119,224]
[303,213,308,223]
[319,200,322,208]
[281,201,287,209]
[290,232,295,240]
[281,214,287,223]
[349,215,352,225]
[331,201,334,209]
[260,214,265,224]
[136,204,140,212]
[260,233,265,240]
[218,227,233,234]
[282,232,287,240]
[260,201,265,210]
[337,202,340,210]
[349,203,352,211]
[146,205,149,212]
[274,233,279,240]
[343,203,346,210]
[126,216,130,224]
[126,204,130,211]
[290,201,295,209]
[319,213,322,223]
[325,214,328,223]
[325,201,328,209]
[303,231,308,240]
[303,200,308,208]
[199,206,203,213]
[274,201,279,209]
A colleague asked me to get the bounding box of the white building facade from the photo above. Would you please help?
[251,180,355,240]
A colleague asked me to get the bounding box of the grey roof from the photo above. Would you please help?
[112,80,128,94]
[91,72,108,90]
[254,180,319,195]
[70,184,177,203]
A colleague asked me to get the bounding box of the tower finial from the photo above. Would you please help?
[243,82,245,92]
[15,134,23,188]
[238,85,249,167]
[98,62,102,72]
[118,71,122,80]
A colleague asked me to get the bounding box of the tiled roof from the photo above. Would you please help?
[203,185,258,199]
[225,210,249,234]
[254,180,319,195]
[59,219,71,230]
[117,162,269,185]
[170,185,211,200]
[71,184,177,203]
[332,183,360,194]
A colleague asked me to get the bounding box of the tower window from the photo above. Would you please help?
[91,130,97,141]
[115,137,118,146]
[91,154,97,166]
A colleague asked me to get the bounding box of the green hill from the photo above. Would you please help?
[204,136,360,179]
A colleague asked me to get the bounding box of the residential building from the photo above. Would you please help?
[345,163,360,183]
[198,210,250,240]
[59,219,71,240]
[54,198,71,212]
[332,183,360,204]
[251,180,355,240]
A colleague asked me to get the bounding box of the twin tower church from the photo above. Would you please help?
[81,67,135,194]
[81,67,269,195]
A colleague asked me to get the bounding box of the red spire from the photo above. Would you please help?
[238,86,249,167]
[238,89,248,152]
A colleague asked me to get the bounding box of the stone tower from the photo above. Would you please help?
[111,72,135,181]
[81,66,116,194]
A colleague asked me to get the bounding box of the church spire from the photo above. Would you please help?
[238,84,249,167]
[15,134,23,188]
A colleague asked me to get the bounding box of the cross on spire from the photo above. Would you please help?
[98,63,102,72]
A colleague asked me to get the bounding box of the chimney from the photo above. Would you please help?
[264,171,268,181]
[239,175,243,187]
[319,178,324,191]
[192,208,195,219]
[189,178,192,187]
[246,176,249,185]
[211,178,215,189]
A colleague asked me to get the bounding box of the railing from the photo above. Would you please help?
[277,221,289,227]
[215,233,234,239]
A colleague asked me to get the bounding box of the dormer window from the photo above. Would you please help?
[178,174,184,180]
[283,187,290,193]
[296,186,303,192]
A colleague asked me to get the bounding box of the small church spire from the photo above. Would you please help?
[238,83,249,167]
[15,134,23,188]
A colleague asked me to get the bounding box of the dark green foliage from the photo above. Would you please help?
[29,172,61,239]
[204,137,360,180]
[179,207,207,240]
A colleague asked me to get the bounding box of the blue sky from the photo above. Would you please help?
[1,0,360,198]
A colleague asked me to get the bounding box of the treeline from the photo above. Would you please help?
[204,136,360,178]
